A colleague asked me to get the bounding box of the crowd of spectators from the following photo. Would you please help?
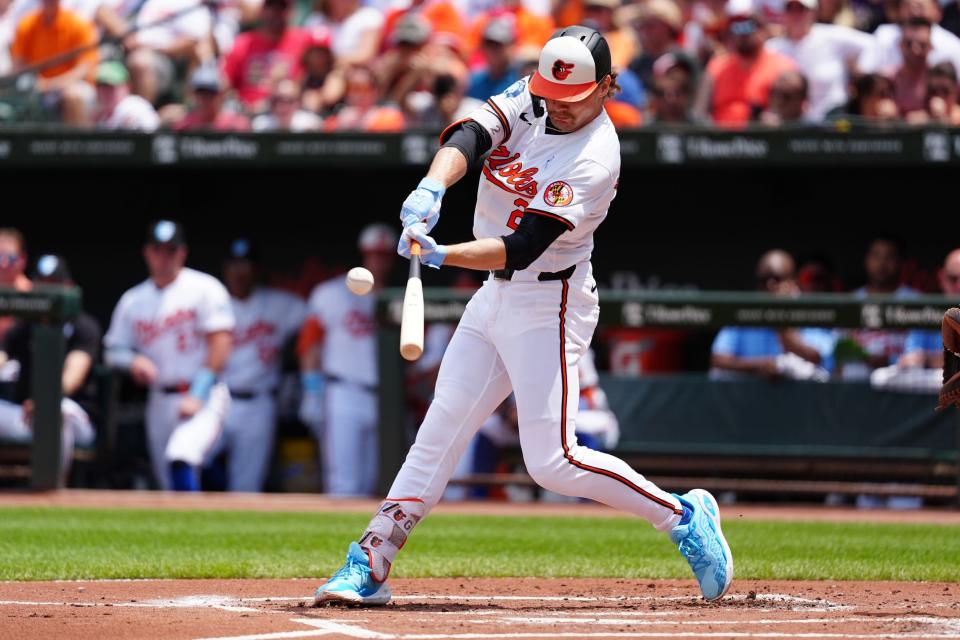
[3,0,960,128]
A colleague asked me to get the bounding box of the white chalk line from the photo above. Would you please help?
[486,616,960,627]
[197,617,960,640]
[0,592,849,609]
[6,591,957,640]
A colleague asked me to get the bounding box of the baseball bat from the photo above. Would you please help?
[399,242,424,361]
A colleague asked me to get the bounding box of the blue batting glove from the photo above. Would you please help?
[400,177,445,232]
[398,223,447,269]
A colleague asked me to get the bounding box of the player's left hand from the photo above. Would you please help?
[400,177,445,232]
[398,223,447,269]
[179,395,203,418]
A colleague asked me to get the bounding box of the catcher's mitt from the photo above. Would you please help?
[938,307,960,410]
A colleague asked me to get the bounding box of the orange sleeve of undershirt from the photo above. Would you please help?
[296,316,326,358]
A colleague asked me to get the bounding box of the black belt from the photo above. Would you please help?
[491,265,576,281]
[230,388,275,400]
[326,375,377,393]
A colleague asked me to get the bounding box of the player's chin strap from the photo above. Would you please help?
[358,499,426,583]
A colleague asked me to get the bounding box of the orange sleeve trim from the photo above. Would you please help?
[485,98,511,141]
[296,316,325,358]
[524,207,575,231]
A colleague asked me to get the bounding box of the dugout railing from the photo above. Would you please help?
[0,286,81,490]
[376,290,960,504]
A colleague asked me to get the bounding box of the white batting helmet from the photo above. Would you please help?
[358,223,398,253]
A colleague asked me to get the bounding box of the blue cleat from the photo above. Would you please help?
[670,488,734,601]
[314,542,392,606]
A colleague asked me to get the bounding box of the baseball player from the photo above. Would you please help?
[315,26,732,606]
[209,238,307,492]
[297,224,398,496]
[103,220,235,491]
[0,255,98,482]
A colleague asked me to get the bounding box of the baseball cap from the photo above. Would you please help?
[529,25,612,102]
[626,0,683,33]
[95,60,129,86]
[358,223,398,253]
[482,18,516,45]
[33,254,72,283]
[226,237,260,262]
[390,14,432,46]
[146,219,186,246]
[191,64,224,92]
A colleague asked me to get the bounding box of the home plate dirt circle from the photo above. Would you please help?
[2,578,959,639]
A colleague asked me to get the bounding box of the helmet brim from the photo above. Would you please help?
[529,71,599,102]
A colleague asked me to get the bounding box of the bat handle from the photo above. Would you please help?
[409,240,421,278]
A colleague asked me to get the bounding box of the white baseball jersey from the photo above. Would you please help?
[104,267,235,386]
[452,75,621,274]
[305,276,378,387]
[224,287,307,393]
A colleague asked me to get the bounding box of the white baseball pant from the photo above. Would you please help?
[146,382,230,490]
[0,397,94,476]
[387,268,684,532]
[313,380,378,497]
[211,393,277,492]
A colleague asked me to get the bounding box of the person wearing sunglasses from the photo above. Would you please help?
[0,228,32,342]
[252,78,322,131]
[173,63,250,131]
[710,249,834,381]
[103,220,235,492]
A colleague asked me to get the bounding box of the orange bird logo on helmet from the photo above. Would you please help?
[551,59,576,80]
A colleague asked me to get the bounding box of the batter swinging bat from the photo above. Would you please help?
[400,242,424,361]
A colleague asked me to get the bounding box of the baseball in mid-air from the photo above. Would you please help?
[346,267,375,295]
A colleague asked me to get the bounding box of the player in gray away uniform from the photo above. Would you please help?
[313,26,733,606]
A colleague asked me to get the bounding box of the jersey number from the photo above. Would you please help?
[506,197,529,230]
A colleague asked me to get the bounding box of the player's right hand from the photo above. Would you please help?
[178,395,203,418]
[299,392,324,427]
[400,177,445,232]
[130,355,158,386]
[398,224,447,268]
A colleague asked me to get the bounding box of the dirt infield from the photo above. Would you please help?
[2,491,959,639]
[1,578,958,639]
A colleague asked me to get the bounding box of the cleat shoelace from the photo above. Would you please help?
[331,556,369,587]
[678,525,712,574]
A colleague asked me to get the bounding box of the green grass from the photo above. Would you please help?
[0,507,958,582]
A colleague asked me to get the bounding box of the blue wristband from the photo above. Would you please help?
[417,177,446,198]
[188,368,216,402]
[302,371,325,394]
